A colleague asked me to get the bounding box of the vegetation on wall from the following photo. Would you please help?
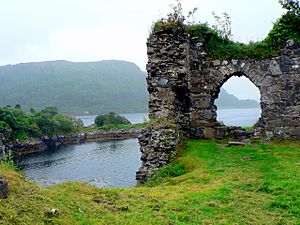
[265,11,300,49]
[0,106,82,141]
[151,0,300,60]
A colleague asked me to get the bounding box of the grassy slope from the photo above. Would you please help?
[0,140,299,224]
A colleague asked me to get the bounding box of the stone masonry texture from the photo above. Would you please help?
[136,27,300,183]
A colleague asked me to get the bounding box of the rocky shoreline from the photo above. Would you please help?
[1,129,141,156]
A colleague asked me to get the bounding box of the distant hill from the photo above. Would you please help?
[0,60,148,114]
[0,60,259,114]
[216,88,260,109]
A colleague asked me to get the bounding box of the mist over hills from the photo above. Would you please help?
[0,60,259,115]
[0,60,148,114]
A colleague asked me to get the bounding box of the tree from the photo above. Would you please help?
[33,107,77,135]
[279,0,300,15]
[0,106,79,140]
[39,107,59,117]
[54,114,75,133]
[0,121,12,138]
[30,108,36,115]
[265,11,300,48]
[95,112,131,127]
[15,104,22,110]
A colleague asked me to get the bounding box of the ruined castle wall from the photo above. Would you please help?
[136,28,300,183]
[146,28,300,140]
[136,122,181,183]
[146,29,192,134]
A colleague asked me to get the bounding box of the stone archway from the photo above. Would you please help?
[214,74,261,127]
[189,61,269,139]
[137,28,300,183]
[146,28,299,140]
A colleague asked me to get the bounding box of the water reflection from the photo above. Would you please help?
[18,109,261,188]
[18,139,141,188]
[217,108,261,126]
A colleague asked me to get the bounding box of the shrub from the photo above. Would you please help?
[0,121,12,138]
[1,150,18,170]
[95,112,131,127]
[265,12,300,49]
[33,107,78,135]
[0,106,80,140]
[0,106,36,140]
[152,20,187,33]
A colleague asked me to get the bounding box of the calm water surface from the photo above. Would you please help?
[217,108,261,127]
[77,113,149,127]
[18,139,141,188]
[77,109,260,127]
[20,109,260,188]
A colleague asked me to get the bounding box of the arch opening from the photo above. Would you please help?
[215,75,261,128]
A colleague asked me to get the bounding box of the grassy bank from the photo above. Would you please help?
[0,140,299,224]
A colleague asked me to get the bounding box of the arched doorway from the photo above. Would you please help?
[215,76,261,128]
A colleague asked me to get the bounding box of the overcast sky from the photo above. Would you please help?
[0,0,285,100]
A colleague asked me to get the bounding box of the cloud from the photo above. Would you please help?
[0,0,284,70]
[48,26,147,68]
[222,76,261,101]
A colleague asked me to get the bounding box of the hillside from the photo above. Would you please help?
[0,60,148,114]
[0,61,259,114]
[216,88,260,109]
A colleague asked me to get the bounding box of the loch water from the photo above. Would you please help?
[19,109,260,188]
[18,139,141,188]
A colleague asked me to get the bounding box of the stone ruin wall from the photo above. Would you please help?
[136,27,300,183]
[147,28,300,140]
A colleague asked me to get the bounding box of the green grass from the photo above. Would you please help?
[0,140,299,224]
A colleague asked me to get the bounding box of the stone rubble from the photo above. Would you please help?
[0,179,8,199]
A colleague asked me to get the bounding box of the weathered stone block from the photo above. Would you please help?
[204,127,215,139]
[0,179,8,199]
[212,60,221,66]
[270,60,282,75]
[287,127,300,137]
